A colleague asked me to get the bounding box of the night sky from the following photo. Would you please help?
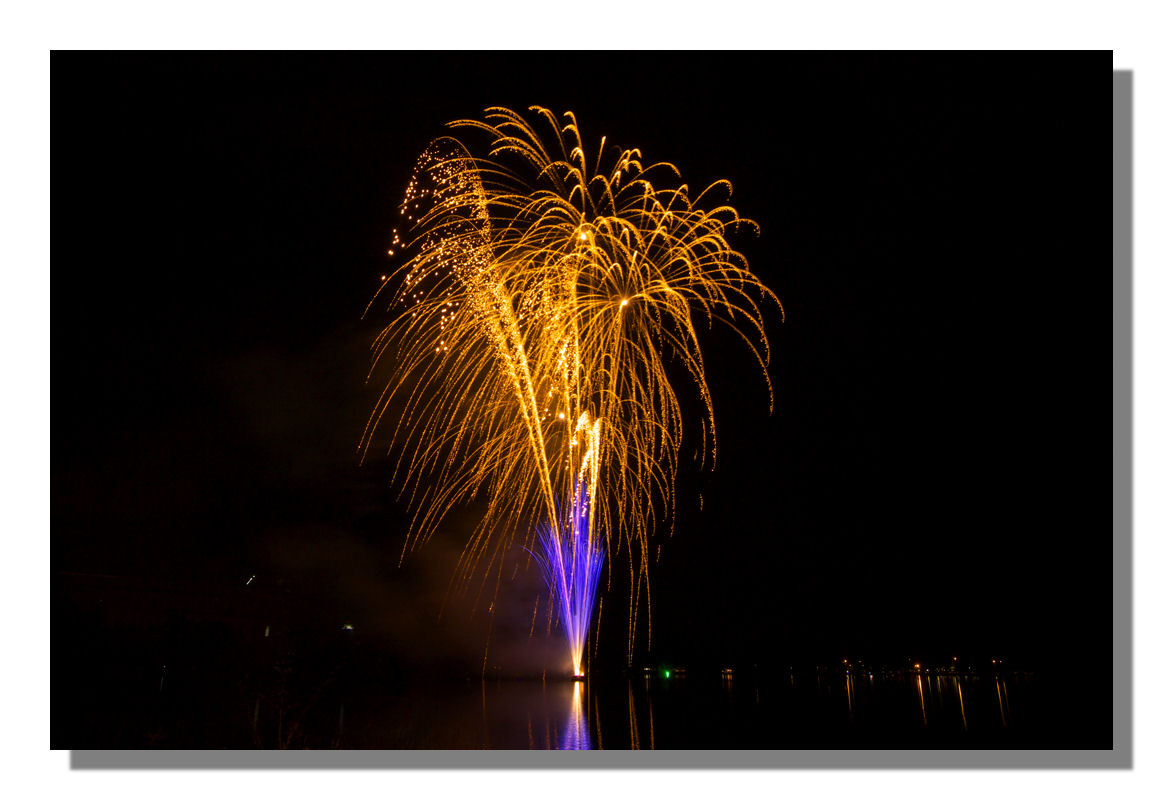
[53,53,1112,683]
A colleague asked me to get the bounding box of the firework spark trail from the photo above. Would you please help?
[528,478,605,677]
[363,106,780,670]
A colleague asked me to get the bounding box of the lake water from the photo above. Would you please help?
[58,653,1110,750]
[54,572,1112,751]
[309,669,1096,749]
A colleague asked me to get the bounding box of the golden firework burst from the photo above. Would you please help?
[362,106,781,662]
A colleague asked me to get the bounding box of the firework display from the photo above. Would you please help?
[526,478,605,677]
[363,106,779,671]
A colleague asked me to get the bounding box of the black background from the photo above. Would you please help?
[53,53,1112,704]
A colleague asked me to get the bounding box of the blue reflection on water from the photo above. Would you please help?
[557,681,591,750]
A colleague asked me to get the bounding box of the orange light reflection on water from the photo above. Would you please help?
[917,675,927,728]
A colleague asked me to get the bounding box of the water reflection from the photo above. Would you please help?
[996,676,1008,726]
[956,676,967,730]
[558,682,591,750]
[648,689,656,749]
[627,682,639,749]
[916,675,927,727]
[845,673,854,724]
[594,686,603,750]
[256,668,1034,748]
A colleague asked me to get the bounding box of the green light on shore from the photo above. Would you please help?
[664,670,670,678]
